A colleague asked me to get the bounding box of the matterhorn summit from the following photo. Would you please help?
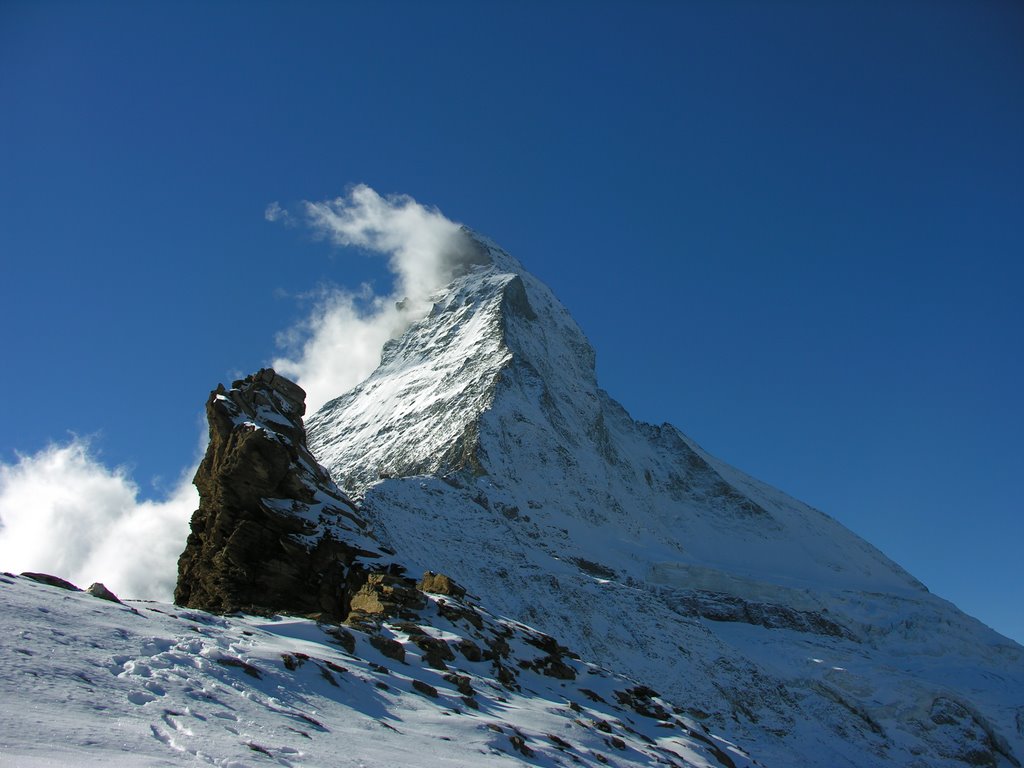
[306,230,1023,768]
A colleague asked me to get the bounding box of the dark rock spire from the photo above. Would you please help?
[175,369,381,618]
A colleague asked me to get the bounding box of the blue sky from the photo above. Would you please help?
[1,2,1022,642]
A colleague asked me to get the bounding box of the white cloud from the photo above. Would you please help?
[264,201,291,224]
[0,438,197,600]
[272,184,481,413]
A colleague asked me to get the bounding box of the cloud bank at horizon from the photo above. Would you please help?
[0,439,197,600]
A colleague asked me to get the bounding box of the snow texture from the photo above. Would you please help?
[0,573,753,768]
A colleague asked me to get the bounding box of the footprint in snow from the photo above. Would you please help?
[123,660,152,678]
[107,654,132,675]
[140,638,176,655]
[128,690,159,706]
[161,711,194,737]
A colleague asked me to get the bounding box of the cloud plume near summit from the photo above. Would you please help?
[273,185,480,413]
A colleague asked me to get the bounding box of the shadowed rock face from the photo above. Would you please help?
[175,369,381,618]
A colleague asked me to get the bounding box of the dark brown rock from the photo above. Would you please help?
[369,635,406,663]
[437,600,484,629]
[175,369,381,619]
[526,654,577,680]
[412,679,438,698]
[614,686,670,720]
[409,633,455,670]
[21,572,81,591]
[443,673,475,696]
[509,733,535,757]
[322,624,356,654]
[86,582,122,603]
[456,638,483,662]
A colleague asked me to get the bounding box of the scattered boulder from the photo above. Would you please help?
[436,600,484,629]
[21,573,81,591]
[322,624,356,654]
[614,686,670,720]
[408,632,455,670]
[412,679,438,698]
[443,672,475,696]
[346,573,426,622]
[86,582,122,603]
[509,733,535,757]
[418,571,466,598]
[369,635,406,663]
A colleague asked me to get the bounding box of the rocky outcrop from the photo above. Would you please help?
[417,571,466,598]
[346,572,427,625]
[175,369,382,618]
[21,572,81,591]
[661,589,858,640]
[86,582,122,603]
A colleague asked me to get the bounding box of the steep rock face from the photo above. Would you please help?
[307,234,1024,768]
[175,368,383,618]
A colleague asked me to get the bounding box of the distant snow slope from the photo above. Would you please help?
[309,234,1024,768]
[0,573,755,767]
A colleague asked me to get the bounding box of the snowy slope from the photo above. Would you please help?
[0,572,755,768]
[308,234,1024,768]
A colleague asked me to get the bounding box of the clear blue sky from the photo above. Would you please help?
[2,2,1022,642]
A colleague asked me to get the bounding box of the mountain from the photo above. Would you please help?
[306,231,1024,767]
[2,366,757,767]
[2,229,1020,768]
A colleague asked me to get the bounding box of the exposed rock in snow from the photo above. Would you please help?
[21,571,81,591]
[86,582,122,603]
[175,368,383,619]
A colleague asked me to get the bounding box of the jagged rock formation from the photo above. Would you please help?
[307,232,1024,768]
[175,368,383,618]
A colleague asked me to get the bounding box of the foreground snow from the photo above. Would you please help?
[1,574,753,767]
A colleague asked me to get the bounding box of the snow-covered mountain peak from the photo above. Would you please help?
[306,232,1024,768]
[308,232,598,492]
[308,233,918,601]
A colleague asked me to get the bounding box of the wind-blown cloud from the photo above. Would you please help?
[264,201,292,224]
[0,439,197,600]
[272,184,481,413]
